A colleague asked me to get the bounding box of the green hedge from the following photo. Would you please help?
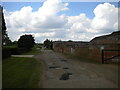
[2,48,11,59]
[2,46,30,59]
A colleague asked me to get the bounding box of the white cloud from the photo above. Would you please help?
[67,14,92,33]
[66,3,118,41]
[38,0,69,16]
[91,3,118,33]
[34,32,55,37]
[4,0,68,42]
[4,1,118,43]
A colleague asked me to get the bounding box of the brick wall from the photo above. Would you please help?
[53,31,120,63]
[89,44,120,62]
[53,43,119,62]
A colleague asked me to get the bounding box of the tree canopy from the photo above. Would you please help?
[43,39,53,49]
[0,5,11,46]
[18,34,35,50]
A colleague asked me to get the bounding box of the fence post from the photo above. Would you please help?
[102,50,104,64]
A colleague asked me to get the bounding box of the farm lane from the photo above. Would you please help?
[35,50,118,88]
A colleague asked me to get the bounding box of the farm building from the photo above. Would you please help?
[53,41,89,54]
[53,31,120,63]
[89,31,120,62]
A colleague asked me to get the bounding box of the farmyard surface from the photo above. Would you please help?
[35,50,118,88]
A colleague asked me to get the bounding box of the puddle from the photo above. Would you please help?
[59,72,73,80]
[49,66,60,69]
[68,73,72,75]
[60,73,69,80]
[61,60,67,62]
[63,67,69,69]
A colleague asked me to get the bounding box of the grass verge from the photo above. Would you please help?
[3,57,42,88]
[22,47,41,55]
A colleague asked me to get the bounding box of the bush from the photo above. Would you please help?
[10,48,19,55]
[18,48,30,54]
[2,47,22,59]
[2,46,32,59]
[2,47,11,59]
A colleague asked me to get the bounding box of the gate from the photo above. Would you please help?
[101,49,120,64]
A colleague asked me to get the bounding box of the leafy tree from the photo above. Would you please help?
[68,40,73,42]
[4,36,12,45]
[44,39,50,48]
[0,5,11,46]
[18,34,35,50]
[43,39,53,49]
[12,41,18,46]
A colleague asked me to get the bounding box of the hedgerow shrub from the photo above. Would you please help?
[2,46,31,59]
[2,47,11,59]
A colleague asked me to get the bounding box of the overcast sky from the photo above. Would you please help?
[2,0,119,43]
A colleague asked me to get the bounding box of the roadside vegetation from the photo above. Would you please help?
[2,44,43,88]
[3,57,42,88]
[22,45,41,55]
[2,7,43,88]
